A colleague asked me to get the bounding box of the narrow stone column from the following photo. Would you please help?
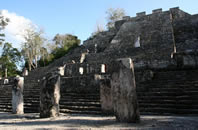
[12,76,24,114]
[110,58,140,123]
[40,66,64,118]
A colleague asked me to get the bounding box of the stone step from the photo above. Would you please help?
[0,102,11,105]
[59,105,101,112]
[24,87,40,90]
[23,100,40,103]
[61,96,100,100]
[61,93,100,96]
[138,82,198,88]
[24,95,40,98]
[137,87,198,92]
[139,103,198,109]
[0,100,11,103]
[0,108,11,112]
[0,105,12,109]
[137,92,178,96]
[60,99,100,103]
[60,109,102,115]
[138,99,176,104]
[60,102,101,107]
[140,107,198,115]
[24,108,39,113]
[24,94,40,97]
[24,88,40,91]
[24,83,39,87]
[0,96,12,98]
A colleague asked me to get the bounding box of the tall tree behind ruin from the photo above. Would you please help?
[38,34,80,67]
[106,8,126,29]
[21,28,45,71]
[52,34,80,59]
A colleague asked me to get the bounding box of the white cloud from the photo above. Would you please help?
[0,10,36,48]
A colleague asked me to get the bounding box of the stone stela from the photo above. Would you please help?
[12,76,24,114]
[40,66,64,118]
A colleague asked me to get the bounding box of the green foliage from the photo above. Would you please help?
[106,8,126,29]
[0,43,21,77]
[38,34,80,67]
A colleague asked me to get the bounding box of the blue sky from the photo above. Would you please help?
[1,0,198,47]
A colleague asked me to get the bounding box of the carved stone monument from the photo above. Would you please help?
[40,66,64,118]
[12,76,24,114]
[110,58,140,123]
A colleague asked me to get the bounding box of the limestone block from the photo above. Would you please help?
[12,76,24,114]
[111,58,140,123]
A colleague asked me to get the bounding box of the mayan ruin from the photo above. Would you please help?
[0,3,198,129]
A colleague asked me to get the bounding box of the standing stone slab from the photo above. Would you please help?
[111,58,140,123]
[12,76,24,114]
[40,66,64,118]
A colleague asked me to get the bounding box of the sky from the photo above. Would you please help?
[0,0,198,49]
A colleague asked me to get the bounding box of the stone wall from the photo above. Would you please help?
[173,15,198,52]
[61,75,100,94]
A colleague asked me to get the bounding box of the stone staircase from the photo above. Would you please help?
[59,76,102,115]
[0,84,12,112]
[23,71,40,113]
[137,69,198,115]
[1,68,198,116]
[60,92,101,115]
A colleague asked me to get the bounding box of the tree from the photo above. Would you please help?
[39,47,48,66]
[52,34,80,58]
[92,22,105,36]
[0,11,9,46]
[0,43,21,77]
[38,34,80,67]
[106,8,126,29]
[21,28,45,71]
[53,34,80,49]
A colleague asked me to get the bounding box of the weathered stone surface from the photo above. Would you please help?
[111,58,140,123]
[136,70,154,83]
[173,51,198,68]
[12,76,24,114]
[100,79,113,114]
[40,67,64,118]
